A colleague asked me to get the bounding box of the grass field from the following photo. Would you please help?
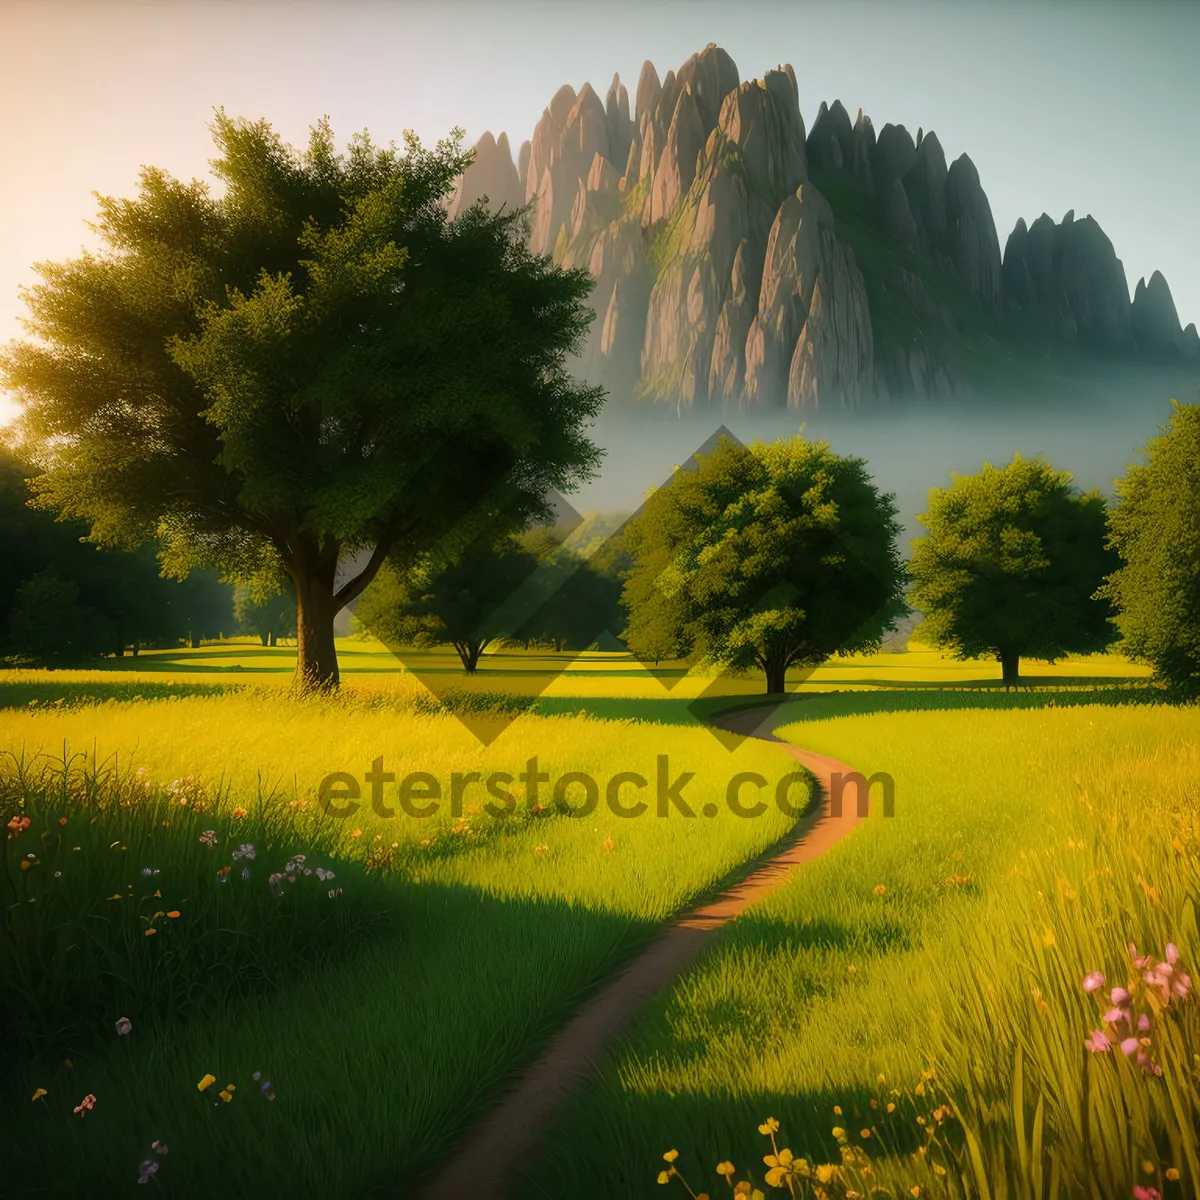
[1,639,1193,1197]
[522,698,1200,1199]
[0,648,806,1195]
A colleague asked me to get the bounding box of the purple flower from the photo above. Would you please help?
[114,1017,132,1036]
[199,830,217,848]
[1082,971,1105,993]
[137,1160,159,1184]
[151,1141,168,1156]
[232,843,256,861]
[1084,1029,1112,1052]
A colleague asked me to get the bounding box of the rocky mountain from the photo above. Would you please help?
[449,43,1198,408]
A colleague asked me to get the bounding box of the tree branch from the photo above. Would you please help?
[333,517,404,607]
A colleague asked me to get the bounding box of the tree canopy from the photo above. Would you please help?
[1100,400,1200,695]
[620,434,906,694]
[3,114,604,687]
[908,454,1118,684]
[355,535,539,672]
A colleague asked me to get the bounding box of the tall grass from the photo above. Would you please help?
[522,702,1200,1199]
[0,686,806,1195]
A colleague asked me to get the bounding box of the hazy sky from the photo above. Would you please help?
[2,0,1197,429]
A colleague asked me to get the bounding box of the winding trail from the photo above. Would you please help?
[420,701,867,1200]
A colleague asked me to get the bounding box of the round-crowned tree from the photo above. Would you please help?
[621,434,906,694]
[1100,400,1200,695]
[909,454,1118,685]
[2,115,603,689]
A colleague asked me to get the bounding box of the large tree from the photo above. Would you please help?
[620,434,906,694]
[1099,400,1200,695]
[3,115,603,688]
[909,454,1118,686]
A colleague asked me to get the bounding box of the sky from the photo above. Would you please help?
[1,0,1198,432]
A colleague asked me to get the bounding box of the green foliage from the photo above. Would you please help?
[621,434,906,691]
[1101,400,1200,695]
[235,579,297,646]
[2,114,604,687]
[0,751,390,1075]
[909,454,1119,680]
[0,448,229,662]
[355,536,540,671]
[511,533,626,652]
[8,569,99,663]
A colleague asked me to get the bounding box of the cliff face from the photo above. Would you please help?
[447,43,1198,408]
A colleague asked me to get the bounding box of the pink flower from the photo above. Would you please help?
[1110,986,1131,1005]
[1129,943,1152,969]
[1133,1187,1161,1200]
[1082,971,1105,993]
[1084,1029,1112,1052]
[1137,1013,1152,1031]
[73,1093,96,1116]
[1119,1036,1139,1055]
[1165,943,1179,965]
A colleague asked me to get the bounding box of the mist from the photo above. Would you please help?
[570,372,1194,551]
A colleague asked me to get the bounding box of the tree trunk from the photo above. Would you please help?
[1000,650,1020,688]
[259,632,269,647]
[190,633,200,649]
[765,659,788,695]
[132,640,139,657]
[456,641,483,674]
[293,566,340,690]
[268,631,277,648]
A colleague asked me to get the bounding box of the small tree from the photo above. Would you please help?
[356,536,539,673]
[1100,400,1200,695]
[3,115,602,689]
[235,581,297,646]
[513,536,626,653]
[621,435,905,694]
[909,454,1118,685]
[8,568,101,664]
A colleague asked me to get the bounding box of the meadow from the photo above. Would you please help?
[1,637,1194,1198]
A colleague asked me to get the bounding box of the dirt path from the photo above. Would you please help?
[420,701,867,1200]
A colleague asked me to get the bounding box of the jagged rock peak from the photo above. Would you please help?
[944,152,1002,310]
[636,61,662,125]
[446,129,524,220]
[1003,209,1133,346]
[1132,268,1188,352]
[806,98,855,175]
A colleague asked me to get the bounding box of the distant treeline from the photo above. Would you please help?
[0,449,293,665]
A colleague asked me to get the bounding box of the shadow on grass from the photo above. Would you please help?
[0,678,247,708]
[1,863,661,1197]
[531,684,1169,736]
